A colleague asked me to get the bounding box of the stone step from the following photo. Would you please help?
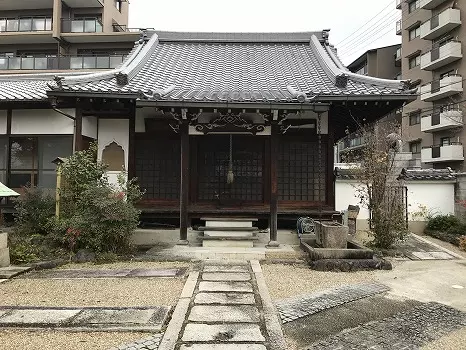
[201,217,258,222]
[199,226,258,232]
[194,292,256,305]
[201,236,258,241]
[202,240,254,248]
[181,323,265,342]
[188,305,260,323]
[203,218,257,228]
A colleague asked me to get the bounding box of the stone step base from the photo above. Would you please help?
[203,230,255,238]
[0,232,7,249]
[203,218,258,228]
[0,247,9,268]
[203,240,254,248]
[199,226,258,232]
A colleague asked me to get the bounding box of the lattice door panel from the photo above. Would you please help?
[278,139,327,202]
[135,137,181,200]
[197,136,264,201]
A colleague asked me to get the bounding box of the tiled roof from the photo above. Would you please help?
[334,167,361,180]
[49,30,415,103]
[0,80,49,101]
[0,30,416,103]
[398,168,456,181]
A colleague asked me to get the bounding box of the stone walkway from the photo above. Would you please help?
[306,302,466,349]
[157,260,286,350]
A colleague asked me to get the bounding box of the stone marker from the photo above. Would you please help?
[202,272,251,282]
[195,292,256,305]
[182,323,265,342]
[0,232,10,267]
[188,305,260,323]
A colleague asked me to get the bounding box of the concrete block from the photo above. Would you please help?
[202,272,251,281]
[315,221,348,248]
[194,292,256,305]
[0,309,80,325]
[205,220,253,228]
[0,232,7,249]
[204,230,253,237]
[0,248,9,268]
[199,281,253,293]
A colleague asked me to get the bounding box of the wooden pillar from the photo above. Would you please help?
[178,121,189,245]
[268,122,279,247]
[327,110,335,208]
[74,107,83,152]
[128,104,136,179]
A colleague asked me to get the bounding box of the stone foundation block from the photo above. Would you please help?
[0,247,9,267]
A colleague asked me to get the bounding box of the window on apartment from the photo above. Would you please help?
[409,26,421,41]
[408,0,420,13]
[440,137,451,146]
[409,111,421,125]
[440,70,455,79]
[355,64,368,76]
[409,141,421,154]
[115,0,123,12]
[409,55,421,69]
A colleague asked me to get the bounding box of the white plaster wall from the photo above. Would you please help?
[0,110,7,134]
[406,182,455,220]
[335,180,370,220]
[98,119,129,187]
[82,116,97,139]
[12,109,75,134]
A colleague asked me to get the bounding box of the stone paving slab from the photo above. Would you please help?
[306,302,466,350]
[0,306,170,331]
[109,333,163,350]
[0,266,32,279]
[194,292,256,305]
[203,265,249,272]
[182,323,265,342]
[275,282,390,324]
[0,309,80,325]
[188,305,260,323]
[202,272,251,281]
[180,345,267,350]
[411,251,455,260]
[199,281,253,293]
[24,268,185,279]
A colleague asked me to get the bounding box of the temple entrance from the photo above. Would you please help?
[195,135,266,206]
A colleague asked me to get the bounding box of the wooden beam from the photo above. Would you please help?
[268,122,279,247]
[74,106,83,152]
[178,121,190,245]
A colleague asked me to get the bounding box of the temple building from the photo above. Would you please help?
[0,30,416,244]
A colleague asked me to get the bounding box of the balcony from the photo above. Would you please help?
[338,134,367,154]
[421,41,462,70]
[396,0,402,9]
[0,55,126,71]
[61,18,103,33]
[396,20,402,35]
[0,0,53,10]
[420,0,448,10]
[62,0,103,8]
[420,74,463,102]
[421,108,463,132]
[421,143,464,163]
[0,17,52,32]
[420,8,461,40]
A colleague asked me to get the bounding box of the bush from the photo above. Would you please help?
[426,215,460,232]
[13,186,55,236]
[446,224,466,236]
[55,145,143,254]
[459,236,466,252]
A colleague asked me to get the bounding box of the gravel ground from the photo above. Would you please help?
[0,278,185,307]
[0,330,148,350]
[421,326,466,350]
[262,263,385,300]
[59,261,192,270]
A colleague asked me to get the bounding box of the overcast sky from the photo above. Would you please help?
[128,0,401,66]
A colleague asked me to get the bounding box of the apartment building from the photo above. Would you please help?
[0,0,140,72]
[335,44,402,162]
[398,0,464,170]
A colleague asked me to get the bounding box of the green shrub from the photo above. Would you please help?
[426,214,460,232]
[446,224,466,236]
[13,186,55,236]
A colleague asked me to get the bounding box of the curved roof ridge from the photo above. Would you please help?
[154,30,324,43]
[57,31,158,86]
[309,34,348,88]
